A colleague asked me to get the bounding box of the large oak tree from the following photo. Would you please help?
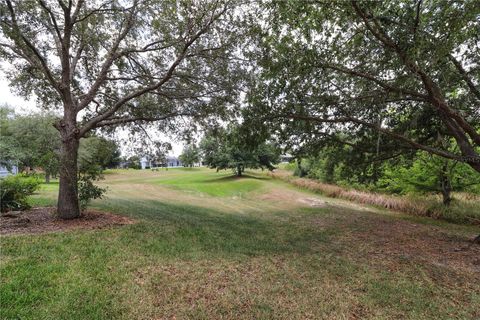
[0,0,243,218]
[247,0,480,173]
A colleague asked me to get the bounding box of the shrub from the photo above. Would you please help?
[282,161,297,171]
[0,175,41,212]
[78,176,106,210]
[77,151,107,210]
[293,159,311,177]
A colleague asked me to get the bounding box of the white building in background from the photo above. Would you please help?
[139,156,183,169]
[165,156,183,167]
[140,157,150,170]
[0,164,18,178]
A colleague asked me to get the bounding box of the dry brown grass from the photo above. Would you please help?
[127,256,367,320]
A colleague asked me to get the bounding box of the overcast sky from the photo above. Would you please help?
[0,74,37,113]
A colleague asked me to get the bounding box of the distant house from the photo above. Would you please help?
[118,161,130,169]
[140,157,150,170]
[0,164,18,178]
[165,156,183,168]
[140,156,183,169]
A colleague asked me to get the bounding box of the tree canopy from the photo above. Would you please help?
[200,125,280,176]
[0,105,60,181]
[79,136,121,171]
[246,0,480,173]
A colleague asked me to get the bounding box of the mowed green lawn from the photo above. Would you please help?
[1,168,479,319]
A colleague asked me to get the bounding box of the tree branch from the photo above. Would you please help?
[351,0,480,147]
[4,0,60,92]
[92,112,191,130]
[78,4,228,136]
[319,63,428,99]
[412,0,422,42]
[449,54,480,101]
[38,0,63,43]
[277,113,476,164]
[76,1,139,111]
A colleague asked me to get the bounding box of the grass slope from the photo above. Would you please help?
[1,168,479,319]
[150,169,264,197]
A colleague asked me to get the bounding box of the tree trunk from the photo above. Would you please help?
[324,156,335,183]
[296,158,303,177]
[441,187,452,206]
[45,172,50,184]
[57,137,81,219]
[440,163,452,206]
[237,164,243,177]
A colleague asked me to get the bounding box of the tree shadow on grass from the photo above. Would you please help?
[202,173,270,183]
[99,198,334,258]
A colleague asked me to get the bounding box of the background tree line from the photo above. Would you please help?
[0,105,120,181]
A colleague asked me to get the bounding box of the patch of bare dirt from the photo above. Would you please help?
[0,207,134,235]
[298,197,328,208]
[258,187,377,214]
[258,188,330,209]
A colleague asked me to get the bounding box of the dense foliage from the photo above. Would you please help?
[247,0,480,173]
[0,175,41,212]
[122,156,141,170]
[291,147,480,205]
[0,106,60,182]
[0,106,19,169]
[78,136,121,172]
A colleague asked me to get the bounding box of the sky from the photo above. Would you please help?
[0,75,37,113]
[0,70,185,157]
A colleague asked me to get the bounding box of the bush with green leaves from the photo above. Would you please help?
[78,176,106,210]
[293,159,311,178]
[75,135,118,210]
[0,175,41,212]
[77,157,106,211]
[376,152,480,204]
